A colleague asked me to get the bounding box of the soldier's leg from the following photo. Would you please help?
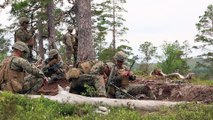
[115,90,127,99]
[22,75,43,94]
[66,46,72,65]
[127,84,155,99]
[94,75,107,97]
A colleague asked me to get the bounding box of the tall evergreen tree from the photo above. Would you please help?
[92,0,128,55]
[193,4,213,79]
[194,5,213,58]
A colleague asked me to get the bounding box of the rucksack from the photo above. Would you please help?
[0,57,10,84]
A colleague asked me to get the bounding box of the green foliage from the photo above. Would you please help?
[98,48,115,61]
[139,41,157,75]
[157,41,189,74]
[92,0,129,53]
[0,27,10,61]
[0,92,213,120]
[193,5,213,79]
[142,103,213,120]
[81,84,97,97]
[190,77,213,86]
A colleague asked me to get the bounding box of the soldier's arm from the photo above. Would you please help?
[47,59,58,67]
[12,57,44,78]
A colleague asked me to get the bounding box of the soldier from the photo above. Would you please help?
[63,26,77,66]
[42,49,65,83]
[109,51,154,99]
[14,16,36,62]
[0,41,46,94]
[67,60,109,97]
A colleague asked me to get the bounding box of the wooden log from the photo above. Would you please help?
[29,86,183,111]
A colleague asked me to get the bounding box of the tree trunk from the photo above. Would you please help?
[37,14,46,59]
[29,87,182,111]
[47,0,57,50]
[76,0,95,62]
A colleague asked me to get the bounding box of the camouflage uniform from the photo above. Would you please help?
[110,51,154,99]
[68,60,108,97]
[42,49,65,83]
[63,26,76,66]
[14,17,35,62]
[0,41,44,94]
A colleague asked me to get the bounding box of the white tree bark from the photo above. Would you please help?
[29,87,183,111]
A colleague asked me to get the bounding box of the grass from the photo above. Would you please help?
[0,92,213,120]
[190,78,213,86]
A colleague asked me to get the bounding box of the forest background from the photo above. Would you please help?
[0,0,213,80]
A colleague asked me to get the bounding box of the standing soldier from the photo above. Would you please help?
[14,16,36,62]
[0,41,46,94]
[63,26,76,66]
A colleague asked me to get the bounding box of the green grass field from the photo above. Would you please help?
[0,92,212,120]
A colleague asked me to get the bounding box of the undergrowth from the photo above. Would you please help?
[0,92,212,120]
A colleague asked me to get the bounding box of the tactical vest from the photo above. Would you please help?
[0,56,25,92]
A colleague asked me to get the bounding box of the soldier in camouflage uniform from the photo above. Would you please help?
[0,41,46,94]
[68,60,110,97]
[110,51,155,99]
[63,26,77,66]
[42,49,65,83]
[14,17,36,62]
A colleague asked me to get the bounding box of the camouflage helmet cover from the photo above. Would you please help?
[67,26,74,31]
[113,51,127,61]
[19,17,29,25]
[48,49,59,58]
[12,41,29,53]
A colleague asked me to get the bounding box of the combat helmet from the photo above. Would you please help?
[113,51,127,61]
[67,26,74,31]
[19,17,29,25]
[48,49,59,58]
[12,41,29,54]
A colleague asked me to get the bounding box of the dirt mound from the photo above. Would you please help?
[39,79,69,95]
[131,77,213,103]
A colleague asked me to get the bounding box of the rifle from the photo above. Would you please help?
[128,55,138,80]
[109,82,137,99]
[106,64,115,95]
[43,58,62,77]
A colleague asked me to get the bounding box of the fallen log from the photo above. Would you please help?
[29,86,183,111]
